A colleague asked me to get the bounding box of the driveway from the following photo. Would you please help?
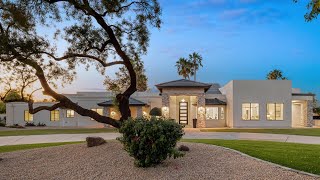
[1,132,320,146]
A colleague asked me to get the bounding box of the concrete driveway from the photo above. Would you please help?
[1,132,320,146]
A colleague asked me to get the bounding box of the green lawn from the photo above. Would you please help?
[0,141,84,153]
[0,128,118,136]
[200,128,320,137]
[183,139,320,175]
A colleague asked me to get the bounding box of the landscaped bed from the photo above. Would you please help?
[0,128,118,136]
[200,128,320,137]
[0,141,317,180]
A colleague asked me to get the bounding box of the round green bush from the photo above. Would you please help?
[118,117,184,167]
[149,107,162,116]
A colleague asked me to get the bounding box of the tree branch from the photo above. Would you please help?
[28,101,63,114]
[41,52,124,67]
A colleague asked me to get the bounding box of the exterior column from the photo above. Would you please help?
[137,106,143,118]
[306,100,314,127]
[104,107,110,127]
[197,93,206,128]
[161,93,170,118]
[104,107,110,117]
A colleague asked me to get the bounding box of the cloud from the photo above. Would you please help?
[218,8,287,24]
[219,8,248,20]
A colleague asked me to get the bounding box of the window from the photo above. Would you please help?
[91,108,103,120]
[242,103,259,120]
[50,110,60,121]
[206,107,219,120]
[66,110,75,118]
[221,107,225,120]
[267,103,284,120]
[24,111,33,122]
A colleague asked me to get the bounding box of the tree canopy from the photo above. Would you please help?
[266,69,288,80]
[0,101,5,114]
[0,0,161,128]
[176,57,192,80]
[294,0,320,21]
[176,52,203,81]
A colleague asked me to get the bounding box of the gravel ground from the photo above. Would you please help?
[0,142,318,180]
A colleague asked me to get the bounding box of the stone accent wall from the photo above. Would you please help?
[136,106,143,118]
[161,93,170,118]
[306,100,314,127]
[197,93,206,128]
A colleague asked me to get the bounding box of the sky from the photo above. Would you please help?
[48,0,320,98]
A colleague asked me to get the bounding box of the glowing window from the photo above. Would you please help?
[242,103,259,120]
[24,111,33,122]
[66,110,75,118]
[50,110,60,121]
[267,103,284,120]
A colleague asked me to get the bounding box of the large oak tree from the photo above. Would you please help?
[0,0,161,128]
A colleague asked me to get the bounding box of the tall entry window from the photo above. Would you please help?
[179,102,188,125]
[242,103,259,120]
[267,103,284,120]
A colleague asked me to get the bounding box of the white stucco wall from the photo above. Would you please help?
[220,81,234,127]
[6,102,63,126]
[5,92,162,127]
[229,80,292,128]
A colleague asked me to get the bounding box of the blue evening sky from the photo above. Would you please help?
[58,0,320,97]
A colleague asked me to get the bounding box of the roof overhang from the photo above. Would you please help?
[205,98,227,105]
[155,79,212,93]
[98,98,147,107]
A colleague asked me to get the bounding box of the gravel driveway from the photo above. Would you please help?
[0,142,317,180]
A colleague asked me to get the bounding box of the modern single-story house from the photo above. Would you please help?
[5,79,318,128]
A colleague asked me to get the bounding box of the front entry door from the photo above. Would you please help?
[179,102,188,125]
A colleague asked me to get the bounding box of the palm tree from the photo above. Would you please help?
[176,58,192,79]
[266,69,288,80]
[189,52,203,81]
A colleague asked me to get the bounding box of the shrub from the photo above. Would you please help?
[0,122,5,127]
[25,122,36,127]
[178,145,190,152]
[7,124,24,128]
[149,107,162,116]
[118,117,184,167]
[86,137,106,147]
[37,122,46,127]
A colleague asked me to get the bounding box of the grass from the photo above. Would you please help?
[0,141,84,153]
[183,139,320,175]
[200,128,320,137]
[0,128,118,136]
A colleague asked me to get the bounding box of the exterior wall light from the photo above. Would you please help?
[162,106,169,117]
[198,106,205,114]
[111,111,116,118]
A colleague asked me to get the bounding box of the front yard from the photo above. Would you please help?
[0,140,317,179]
[183,139,320,175]
[1,139,320,176]
[200,128,320,137]
[0,128,118,136]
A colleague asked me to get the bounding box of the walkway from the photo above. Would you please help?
[1,132,320,146]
